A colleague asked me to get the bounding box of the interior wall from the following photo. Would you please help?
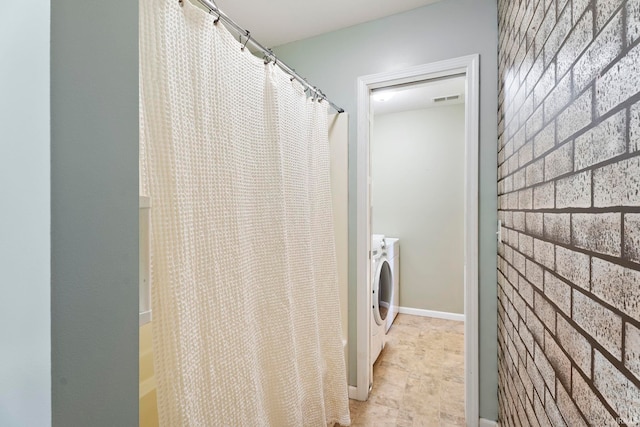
[372,105,465,315]
[0,1,51,425]
[51,0,139,425]
[497,0,640,425]
[274,0,499,419]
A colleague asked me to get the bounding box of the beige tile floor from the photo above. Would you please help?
[347,314,465,427]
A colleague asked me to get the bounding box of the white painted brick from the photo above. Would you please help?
[623,213,640,265]
[556,9,593,77]
[533,181,554,209]
[575,109,626,171]
[572,213,621,257]
[525,212,544,237]
[543,5,571,66]
[505,244,514,264]
[518,276,534,307]
[543,72,572,122]
[596,42,640,116]
[591,257,640,319]
[513,126,526,151]
[527,350,547,399]
[533,238,555,269]
[519,141,534,167]
[533,391,552,427]
[526,104,544,141]
[572,368,620,427]
[535,1,557,57]
[556,379,588,426]
[556,90,592,143]
[534,119,555,158]
[626,323,640,382]
[526,259,544,289]
[508,264,519,287]
[594,156,640,207]
[573,10,623,92]
[631,101,640,152]
[519,188,533,209]
[503,210,513,228]
[628,0,640,45]
[544,388,567,427]
[543,271,571,314]
[527,305,545,344]
[508,191,519,209]
[508,229,518,248]
[555,170,591,208]
[596,0,624,32]
[519,355,534,400]
[555,246,590,290]
[544,330,571,390]
[557,315,592,377]
[503,175,513,193]
[520,233,534,258]
[573,289,623,360]
[593,350,640,424]
[544,141,573,180]
[534,65,556,108]
[543,213,570,244]
[513,211,525,231]
[535,291,556,332]
[514,251,526,275]
[526,158,545,186]
[534,341,556,397]
[514,168,526,190]
[573,0,590,22]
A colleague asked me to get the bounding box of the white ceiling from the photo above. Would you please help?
[372,76,466,116]
[213,0,443,47]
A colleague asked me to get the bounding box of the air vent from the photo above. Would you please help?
[433,94,461,102]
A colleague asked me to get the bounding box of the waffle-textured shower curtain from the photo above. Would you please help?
[139,0,350,425]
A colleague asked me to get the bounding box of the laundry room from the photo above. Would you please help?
[366,75,468,423]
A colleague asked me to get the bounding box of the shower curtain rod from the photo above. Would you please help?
[185,0,345,113]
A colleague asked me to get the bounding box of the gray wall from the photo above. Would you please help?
[274,0,499,419]
[0,1,51,425]
[497,0,640,425]
[372,105,465,314]
[51,1,139,425]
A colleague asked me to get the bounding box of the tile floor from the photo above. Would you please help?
[348,314,465,426]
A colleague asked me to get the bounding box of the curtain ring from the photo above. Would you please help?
[213,13,220,24]
[241,32,251,51]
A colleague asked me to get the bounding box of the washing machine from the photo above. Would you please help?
[371,234,392,366]
[384,237,400,334]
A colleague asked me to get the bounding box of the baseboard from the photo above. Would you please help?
[348,386,359,400]
[479,418,498,427]
[398,306,465,322]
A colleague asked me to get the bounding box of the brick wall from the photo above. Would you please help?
[497,0,640,426]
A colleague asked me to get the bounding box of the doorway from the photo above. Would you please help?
[353,55,479,426]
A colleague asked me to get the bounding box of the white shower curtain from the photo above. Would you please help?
[139,0,350,425]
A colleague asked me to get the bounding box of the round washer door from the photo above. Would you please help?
[372,258,392,326]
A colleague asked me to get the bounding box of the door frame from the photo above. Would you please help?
[352,54,480,425]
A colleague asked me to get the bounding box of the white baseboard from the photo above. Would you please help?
[479,418,498,427]
[348,386,359,400]
[398,306,465,322]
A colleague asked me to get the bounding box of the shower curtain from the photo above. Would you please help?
[139,0,350,425]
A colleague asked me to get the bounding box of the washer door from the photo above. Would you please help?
[372,258,392,326]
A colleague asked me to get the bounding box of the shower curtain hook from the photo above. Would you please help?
[241,31,251,51]
[213,13,220,24]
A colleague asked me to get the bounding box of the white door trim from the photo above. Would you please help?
[355,54,480,426]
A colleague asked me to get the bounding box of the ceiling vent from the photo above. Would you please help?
[433,94,461,102]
